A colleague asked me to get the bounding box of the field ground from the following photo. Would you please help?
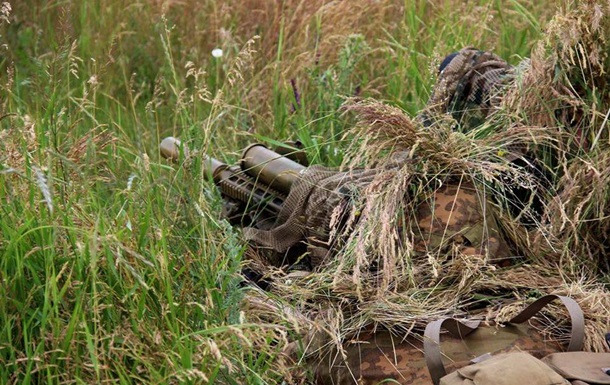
[0,1,584,384]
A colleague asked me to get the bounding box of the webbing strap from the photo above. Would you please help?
[507,295,584,352]
[424,318,481,385]
[423,294,585,385]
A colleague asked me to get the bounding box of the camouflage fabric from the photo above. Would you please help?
[312,322,564,385]
[413,182,510,261]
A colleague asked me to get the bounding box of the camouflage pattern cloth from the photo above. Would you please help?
[413,182,509,260]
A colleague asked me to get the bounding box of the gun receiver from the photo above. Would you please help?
[160,137,306,219]
[210,144,306,218]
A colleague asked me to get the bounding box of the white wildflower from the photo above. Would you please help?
[211,48,223,58]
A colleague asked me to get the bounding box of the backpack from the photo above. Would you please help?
[439,351,610,385]
[311,294,588,385]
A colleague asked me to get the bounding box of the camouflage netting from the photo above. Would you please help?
[242,0,610,375]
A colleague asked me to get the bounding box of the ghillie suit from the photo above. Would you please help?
[240,1,610,383]
[420,47,514,130]
[243,160,511,271]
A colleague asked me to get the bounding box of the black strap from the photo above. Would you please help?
[424,294,585,385]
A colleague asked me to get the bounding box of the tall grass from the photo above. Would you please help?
[0,1,555,383]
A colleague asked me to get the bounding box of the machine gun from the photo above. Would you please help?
[160,137,307,225]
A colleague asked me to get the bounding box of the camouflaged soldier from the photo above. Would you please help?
[243,47,518,272]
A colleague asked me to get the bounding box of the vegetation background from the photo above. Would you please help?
[0,0,561,383]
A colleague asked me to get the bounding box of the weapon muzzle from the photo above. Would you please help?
[160,136,189,161]
[203,156,229,182]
